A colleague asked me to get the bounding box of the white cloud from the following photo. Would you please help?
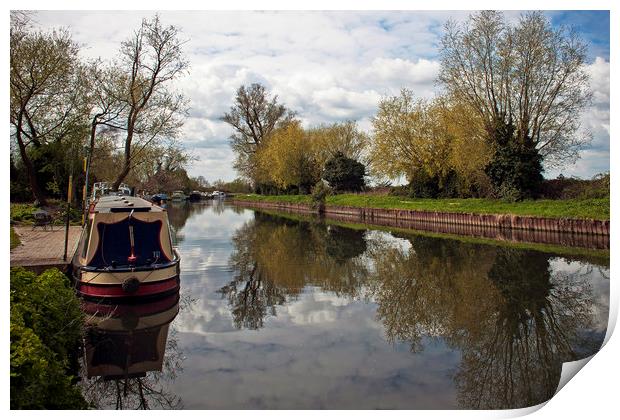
[32,11,609,181]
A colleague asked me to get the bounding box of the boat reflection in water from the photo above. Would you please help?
[80,293,184,409]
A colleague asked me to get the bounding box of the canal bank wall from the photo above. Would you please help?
[231,199,610,250]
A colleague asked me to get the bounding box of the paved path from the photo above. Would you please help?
[10,226,83,270]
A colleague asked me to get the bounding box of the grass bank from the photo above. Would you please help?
[233,194,609,221]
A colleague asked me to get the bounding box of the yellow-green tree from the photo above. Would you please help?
[256,121,321,192]
[436,97,494,195]
[369,89,452,183]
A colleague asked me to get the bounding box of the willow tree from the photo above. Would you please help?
[369,89,453,185]
[439,11,591,197]
[255,121,320,193]
[222,83,295,183]
[111,15,189,190]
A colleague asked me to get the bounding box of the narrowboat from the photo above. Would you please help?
[72,195,180,300]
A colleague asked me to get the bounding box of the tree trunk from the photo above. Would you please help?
[112,162,131,191]
[15,116,47,205]
[112,117,134,190]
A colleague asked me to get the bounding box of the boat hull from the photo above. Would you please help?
[74,262,180,301]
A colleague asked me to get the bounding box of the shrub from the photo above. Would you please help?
[10,203,37,224]
[10,267,88,409]
[323,152,366,192]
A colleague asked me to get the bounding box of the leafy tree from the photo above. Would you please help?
[439,11,591,197]
[369,90,452,188]
[222,83,295,182]
[323,151,366,192]
[10,12,87,205]
[255,121,320,193]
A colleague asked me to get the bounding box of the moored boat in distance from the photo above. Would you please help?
[171,190,187,201]
[72,195,180,300]
[188,191,202,202]
[210,190,226,199]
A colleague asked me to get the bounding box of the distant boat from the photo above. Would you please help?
[72,195,180,300]
[188,191,202,202]
[91,182,132,201]
[210,190,226,199]
[171,191,187,201]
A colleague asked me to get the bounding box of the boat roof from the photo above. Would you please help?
[93,195,164,213]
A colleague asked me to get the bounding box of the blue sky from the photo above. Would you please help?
[33,10,610,182]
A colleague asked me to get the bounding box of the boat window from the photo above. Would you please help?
[87,218,171,267]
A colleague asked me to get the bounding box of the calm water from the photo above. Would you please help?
[80,201,610,410]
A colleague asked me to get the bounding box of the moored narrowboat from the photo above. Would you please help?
[72,195,180,300]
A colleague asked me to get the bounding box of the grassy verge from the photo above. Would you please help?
[233,193,609,220]
[10,226,21,249]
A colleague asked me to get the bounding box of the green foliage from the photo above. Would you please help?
[407,169,441,198]
[10,267,88,409]
[485,121,544,200]
[323,152,366,192]
[10,203,37,223]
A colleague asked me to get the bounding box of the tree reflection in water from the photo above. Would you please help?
[221,212,369,329]
[454,249,596,409]
[221,211,606,409]
[80,293,196,409]
[367,233,600,409]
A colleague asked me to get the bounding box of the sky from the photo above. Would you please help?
[31,10,610,182]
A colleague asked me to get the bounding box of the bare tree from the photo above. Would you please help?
[439,11,592,168]
[222,83,295,181]
[111,15,189,190]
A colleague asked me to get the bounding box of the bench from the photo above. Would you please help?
[32,210,53,230]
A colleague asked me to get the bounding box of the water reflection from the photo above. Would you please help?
[220,213,370,329]
[123,204,610,409]
[216,210,607,408]
[80,293,190,409]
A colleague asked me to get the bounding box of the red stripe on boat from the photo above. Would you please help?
[78,277,180,299]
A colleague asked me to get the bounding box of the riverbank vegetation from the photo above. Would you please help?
[10,201,82,226]
[223,11,604,207]
[10,267,88,409]
[233,193,609,221]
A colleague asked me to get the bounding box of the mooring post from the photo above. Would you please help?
[63,175,72,261]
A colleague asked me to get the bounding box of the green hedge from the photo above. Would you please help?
[10,267,88,409]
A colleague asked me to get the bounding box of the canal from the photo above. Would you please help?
[79,201,610,409]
